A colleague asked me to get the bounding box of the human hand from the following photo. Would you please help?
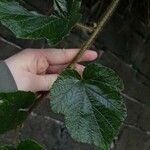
[5,48,97,92]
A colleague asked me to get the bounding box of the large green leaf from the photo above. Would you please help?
[0,139,45,150]
[0,91,35,134]
[50,63,127,150]
[0,0,81,45]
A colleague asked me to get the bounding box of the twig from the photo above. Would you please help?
[13,92,49,144]
[76,23,94,32]
[0,36,22,50]
[28,91,49,114]
[68,0,120,69]
[13,124,23,146]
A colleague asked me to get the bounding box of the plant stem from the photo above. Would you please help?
[68,0,120,69]
[76,23,94,32]
[13,124,23,146]
[14,92,47,144]
[28,91,49,114]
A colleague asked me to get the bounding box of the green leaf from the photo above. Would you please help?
[0,139,45,150]
[83,63,124,90]
[17,139,45,150]
[0,0,81,45]
[0,146,16,150]
[0,91,35,134]
[50,63,127,150]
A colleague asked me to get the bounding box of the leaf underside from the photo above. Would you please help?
[0,91,35,134]
[0,0,81,45]
[50,63,127,150]
[0,139,45,150]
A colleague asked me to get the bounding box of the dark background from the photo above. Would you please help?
[0,0,150,149]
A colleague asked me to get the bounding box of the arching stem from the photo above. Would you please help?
[68,0,120,69]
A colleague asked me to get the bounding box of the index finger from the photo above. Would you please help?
[38,48,98,65]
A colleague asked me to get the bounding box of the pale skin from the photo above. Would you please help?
[5,48,97,92]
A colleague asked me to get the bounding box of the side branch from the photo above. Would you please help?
[76,23,94,32]
[68,0,120,69]
[28,91,49,114]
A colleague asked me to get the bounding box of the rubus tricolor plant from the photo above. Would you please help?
[0,0,127,150]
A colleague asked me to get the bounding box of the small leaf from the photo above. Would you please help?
[0,139,45,150]
[50,63,127,150]
[17,139,45,150]
[0,91,35,134]
[0,0,81,45]
[0,146,16,150]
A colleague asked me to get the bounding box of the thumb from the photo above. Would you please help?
[32,74,58,92]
